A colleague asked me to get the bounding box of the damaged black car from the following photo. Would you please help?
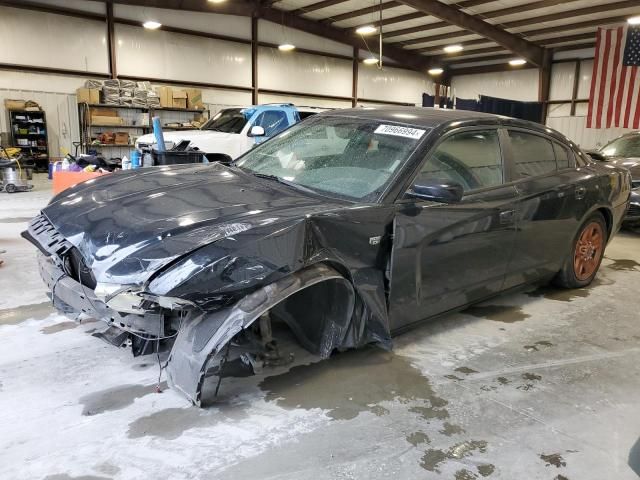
[23,108,631,406]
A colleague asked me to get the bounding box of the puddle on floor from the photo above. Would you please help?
[406,431,430,447]
[259,347,447,421]
[421,440,489,473]
[0,301,55,325]
[540,452,567,468]
[41,321,77,334]
[527,277,614,302]
[605,257,640,272]
[79,382,165,416]
[439,422,465,436]
[463,304,530,323]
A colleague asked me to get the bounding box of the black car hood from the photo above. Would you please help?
[42,163,344,285]
[605,156,640,175]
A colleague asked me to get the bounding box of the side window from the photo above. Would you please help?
[419,129,503,192]
[254,110,289,137]
[508,130,556,178]
[553,142,571,170]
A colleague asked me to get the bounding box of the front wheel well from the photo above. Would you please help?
[596,207,613,240]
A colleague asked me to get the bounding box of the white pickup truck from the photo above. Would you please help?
[135,104,325,163]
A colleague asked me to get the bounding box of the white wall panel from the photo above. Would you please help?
[115,24,252,87]
[546,116,635,149]
[0,7,108,73]
[577,60,594,99]
[258,47,352,98]
[358,66,431,105]
[114,5,251,40]
[259,20,352,57]
[259,93,351,109]
[0,70,90,94]
[451,69,539,101]
[547,103,572,118]
[549,62,575,101]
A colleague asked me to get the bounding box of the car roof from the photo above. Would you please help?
[321,106,568,142]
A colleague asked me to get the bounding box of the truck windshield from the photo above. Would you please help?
[202,109,248,134]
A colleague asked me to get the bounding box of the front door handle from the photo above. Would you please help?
[499,209,515,224]
[575,186,586,200]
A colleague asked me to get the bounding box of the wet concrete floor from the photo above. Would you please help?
[1,176,640,479]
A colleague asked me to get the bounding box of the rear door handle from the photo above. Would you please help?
[499,209,515,224]
[575,186,586,200]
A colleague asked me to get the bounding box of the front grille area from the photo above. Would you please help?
[26,213,97,288]
[25,213,73,258]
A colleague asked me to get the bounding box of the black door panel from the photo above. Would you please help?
[389,186,519,331]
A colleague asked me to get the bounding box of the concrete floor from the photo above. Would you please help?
[1,174,639,480]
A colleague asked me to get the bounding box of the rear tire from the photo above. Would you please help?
[553,212,607,288]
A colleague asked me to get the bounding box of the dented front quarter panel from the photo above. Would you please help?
[38,162,397,403]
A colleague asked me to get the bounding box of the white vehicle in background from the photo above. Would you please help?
[135,104,327,163]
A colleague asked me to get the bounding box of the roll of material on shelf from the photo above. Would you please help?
[152,116,166,152]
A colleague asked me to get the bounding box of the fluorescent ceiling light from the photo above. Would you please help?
[443,45,463,54]
[356,25,378,35]
[208,0,227,3]
[142,21,161,29]
[428,67,444,75]
[363,57,379,65]
[278,44,296,51]
[509,58,526,66]
[628,16,640,25]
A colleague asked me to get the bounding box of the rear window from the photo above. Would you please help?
[509,130,556,178]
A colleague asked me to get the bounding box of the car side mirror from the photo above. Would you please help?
[248,125,265,137]
[585,150,606,162]
[407,180,464,203]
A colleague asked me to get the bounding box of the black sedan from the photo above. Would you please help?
[591,132,640,225]
[23,108,631,405]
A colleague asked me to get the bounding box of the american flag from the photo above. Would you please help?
[587,25,640,129]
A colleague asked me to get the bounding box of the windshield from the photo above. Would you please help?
[235,116,428,201]
[202,108,249,134]
[600,134,640,158]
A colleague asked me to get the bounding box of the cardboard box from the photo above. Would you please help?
[90,107,118,117]
[184,88,203,110]
[91,115,124,126]
[114,132,130,145]
[156,86,173,108]
[4,99,26,110]
[172,90,187,109]
[76,88,100,104]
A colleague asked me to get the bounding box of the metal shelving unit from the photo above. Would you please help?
[78,102,209,159]
[8,110,49,171]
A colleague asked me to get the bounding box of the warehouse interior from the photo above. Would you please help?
[1,0,639,479]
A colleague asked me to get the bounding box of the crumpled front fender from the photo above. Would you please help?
[166,263,354,406]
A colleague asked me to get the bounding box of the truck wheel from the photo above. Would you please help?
[5,184,16,193]
[553,212,607,288]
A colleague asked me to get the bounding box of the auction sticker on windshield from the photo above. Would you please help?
[374,124,426,139]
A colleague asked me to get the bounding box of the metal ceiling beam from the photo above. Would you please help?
[396,0,544,65]
[290,0,351,16]
[108,0,432,71]
[352,0,493,29]
[384,0,585,39]
[325,2,400,24]
[394,2,635,48]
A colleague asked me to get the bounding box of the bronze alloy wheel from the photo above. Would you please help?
[573,221,604,281]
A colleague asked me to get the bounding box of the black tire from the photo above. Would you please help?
[5,184,16,194]
[553,212,607,288]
